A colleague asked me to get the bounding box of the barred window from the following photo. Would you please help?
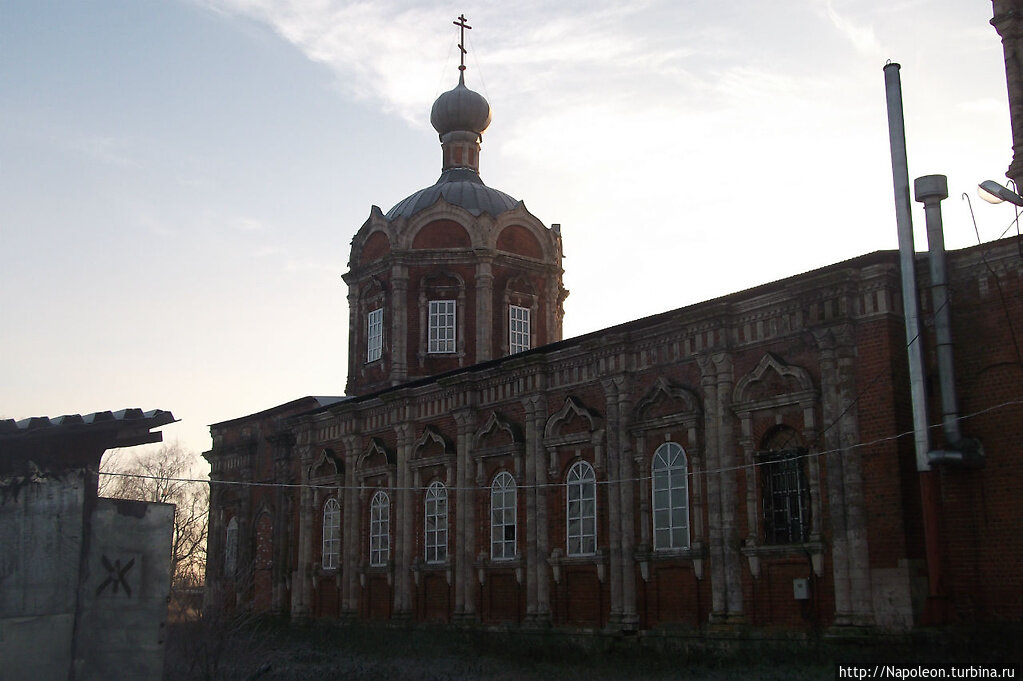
[424,481,448,564]
[490,472,517,560]
[566,461,596,556]
[224,516,238,576]
[370,491,390,566]
[428,300,456,353]
[761,448,810,544]
[509,305,530,354]
[322,498,341,570]
[367,308,383,362]
[652,442,690,550]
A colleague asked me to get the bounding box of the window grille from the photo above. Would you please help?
[224,516,238,576]
[424,481,448,563]
[652,442,690,550]
[428,300,456,353]
[509,305,530,354]
[761,449,810,544]
[491,472,517,560]
[566,461,596,556]
[370,491,390,566]
[367,308,383,362]
[322,498,341,569]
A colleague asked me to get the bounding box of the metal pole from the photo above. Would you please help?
[914,174,962,445]
[884,63,931,472]
[885,64,946,624]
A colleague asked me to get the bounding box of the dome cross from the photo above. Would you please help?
[453,14,471,72]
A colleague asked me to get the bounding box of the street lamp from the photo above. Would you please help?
[977,179,1023,206]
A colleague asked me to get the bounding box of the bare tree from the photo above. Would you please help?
[100,442,209,589]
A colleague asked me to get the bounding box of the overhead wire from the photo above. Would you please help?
[99,397,1023,494]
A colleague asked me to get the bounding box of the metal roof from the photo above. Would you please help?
[385,168,519,221]
[0,408,175,436]
[0,408,176,471]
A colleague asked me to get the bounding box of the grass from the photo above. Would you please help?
[162,617,1023,681]
[165,618,832,680]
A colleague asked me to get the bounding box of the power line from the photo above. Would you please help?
[100,397,1023,494]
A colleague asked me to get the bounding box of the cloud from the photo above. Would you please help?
[822,0,885,57]
[73,135,140,168]
[194,0,704,124]
[233,217,269,232]
[960,98,1008,114]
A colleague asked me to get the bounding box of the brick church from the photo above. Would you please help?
[205,15,1023,633]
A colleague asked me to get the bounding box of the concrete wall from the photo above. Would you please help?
[0,474,173,681]
[0,472,87,681]
[73,497,174,681]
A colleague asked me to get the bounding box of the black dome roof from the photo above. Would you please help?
[385,168,518,220]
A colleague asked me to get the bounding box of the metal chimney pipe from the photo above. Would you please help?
[884,63,931,472]
[914,175,962,445]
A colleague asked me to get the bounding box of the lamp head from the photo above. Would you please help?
[978,180,1023,207]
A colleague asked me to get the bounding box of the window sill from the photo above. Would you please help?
[741,539,825,578]
[635,542,707,581]
[548,548,608,584]
[741,540,824,558]
[638,545,705,562]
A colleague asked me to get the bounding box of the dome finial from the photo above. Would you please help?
[453,14,471,73]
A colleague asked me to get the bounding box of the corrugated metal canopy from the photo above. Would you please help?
[0,408,176,472]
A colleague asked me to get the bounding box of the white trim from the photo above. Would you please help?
[370,490,390,567]
[322,497,341,569]
[566,461,596,556]
[651,442,690,550]
[490,472,517,560]
[424,481,448,564]
[367,307,383,362]
[509,305,530,354]
[428,300,456,353]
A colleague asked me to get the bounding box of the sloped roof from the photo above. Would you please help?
[0,408,176,472]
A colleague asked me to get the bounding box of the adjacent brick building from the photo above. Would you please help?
[205,36,1023,633]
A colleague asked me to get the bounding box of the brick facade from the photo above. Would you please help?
[205,50,1023,634]
[206,238,1023,632]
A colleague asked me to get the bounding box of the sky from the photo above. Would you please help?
[1,0,1016,465]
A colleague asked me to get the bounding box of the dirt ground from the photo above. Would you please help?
[163,617,1019,681]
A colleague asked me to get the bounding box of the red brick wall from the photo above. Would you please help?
[482,571,522,624]
[642,564,703,628]
[420,574,451,623]
[496,224,543,259]
[253,512,273,612]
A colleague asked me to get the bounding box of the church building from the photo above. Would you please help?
[204,21,1023,633]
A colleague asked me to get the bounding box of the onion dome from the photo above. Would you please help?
[386,69,514,220]
[430,72,492,138]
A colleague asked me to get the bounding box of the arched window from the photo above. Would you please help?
[491,472,517,560]
[224,516,238,576]
[322,498,341,570]
[370,491,390,567]
[652,442,690,550]
[566,461,596,556]
[424,481,447,563]
[759,426,811,545]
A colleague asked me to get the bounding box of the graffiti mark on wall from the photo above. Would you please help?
[96,555,135,597]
